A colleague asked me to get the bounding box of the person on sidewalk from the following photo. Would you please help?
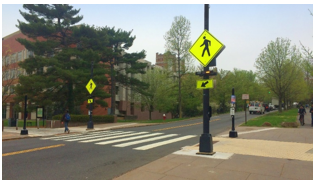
[310,104,313,127]
[298,105,306,125]
[61,110,71,133]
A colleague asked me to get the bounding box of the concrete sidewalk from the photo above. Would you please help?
[114,125,313,180]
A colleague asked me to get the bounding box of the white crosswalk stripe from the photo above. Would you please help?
[94,133,163,145]
[113,134,178,147]
[40,130,115,140]
[65,131,134,142]
[40,130,197,151]
[79,131,148,143]
[133,135,197,150]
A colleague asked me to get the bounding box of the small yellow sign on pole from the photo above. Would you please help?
[88,99,94,104]
[196,79,213,89]
[86,79,96,94]
[189,30,225,67]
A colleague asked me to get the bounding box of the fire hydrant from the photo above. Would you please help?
[163,114,166,120]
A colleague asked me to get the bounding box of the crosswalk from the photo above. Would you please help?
[40,130,196,151]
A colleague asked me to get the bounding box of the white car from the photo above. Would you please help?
[249,102,265,114]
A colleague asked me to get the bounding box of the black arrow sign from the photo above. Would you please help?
[201,81,209,87]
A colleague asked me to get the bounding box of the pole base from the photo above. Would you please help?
[87,121,94,129]
[196,151,216,156]
[229,130,238,138]
[199,133,213,153]
[20,129,28,135]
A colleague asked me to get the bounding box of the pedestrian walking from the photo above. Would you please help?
[310,104,313,127]
[61,110,71,133]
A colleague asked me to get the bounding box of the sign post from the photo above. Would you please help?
[229,88,238,138]
[86,61,96,130]
[190,5,225,155]
[242,94,249,124]
[20,95,28,135]
[36,106,44,128]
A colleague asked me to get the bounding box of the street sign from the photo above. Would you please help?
[231,95,236,104]
[189,29,225,67]
[196,79,213,89]
[88,99,94,104]
[86,79,96,94]
[242,94,249,100]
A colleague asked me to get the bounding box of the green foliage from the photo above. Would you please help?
[241,108,298,127]
[181,73,203,117]
[52,114,114,123]
[254,37,303,111]
[15,5,110,114]
[211,69,266,112]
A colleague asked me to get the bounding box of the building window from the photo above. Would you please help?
[11,53,17,63]
[27,50,34,58]
[116,86,119,95]
[9,85,15,94]
[18,52,23,62]
[5,56,10,65]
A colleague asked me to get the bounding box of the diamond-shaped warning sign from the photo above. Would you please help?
[86,79,96,94]
[189,30,225,67]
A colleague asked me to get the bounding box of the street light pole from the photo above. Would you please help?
[87,61,94,129]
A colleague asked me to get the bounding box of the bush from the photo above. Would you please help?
[53,114,114,123]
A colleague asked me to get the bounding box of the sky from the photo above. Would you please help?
[1,2,314,72]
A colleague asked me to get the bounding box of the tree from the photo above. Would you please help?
[255,37,302,112]
[164,15,192,118]
[15,4,110,114]
[181,73,203,117]
[93,27,148,115]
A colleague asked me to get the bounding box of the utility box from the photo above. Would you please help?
[8,118,17,127]
[46,120,62,128]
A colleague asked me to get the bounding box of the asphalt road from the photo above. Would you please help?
[2,110,267,180]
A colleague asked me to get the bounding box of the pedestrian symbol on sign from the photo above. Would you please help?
[200,36,211,57]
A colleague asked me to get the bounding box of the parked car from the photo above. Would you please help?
[249,101,265,114]
[263,103,270,112]
[269,103,276,110]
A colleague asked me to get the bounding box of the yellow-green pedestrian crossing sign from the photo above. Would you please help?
[88,99,94,104]
[196,79,213,89]
[86,79,96,94]
[189,30,225,67]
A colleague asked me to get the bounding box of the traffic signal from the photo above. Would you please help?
[269,91,271,94]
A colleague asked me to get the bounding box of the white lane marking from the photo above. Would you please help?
[133,135,197,150]
[114,134,178,147]
[95,133,163,145]
[65,131,134,142]
[79,132,148,143]
[40,130,115,140]
[45,131,120,141]
[218,128,278,137]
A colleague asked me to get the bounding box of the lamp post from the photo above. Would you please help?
[20,95,28,135]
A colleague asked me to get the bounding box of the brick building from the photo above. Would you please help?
[2,30,171,121]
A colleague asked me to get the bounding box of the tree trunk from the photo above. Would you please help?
[278,96,282,113]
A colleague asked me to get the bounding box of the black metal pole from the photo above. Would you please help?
[21,95,28,135]
[197,4,214,154]
[87,61,94,129]
[229,88,238,138]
